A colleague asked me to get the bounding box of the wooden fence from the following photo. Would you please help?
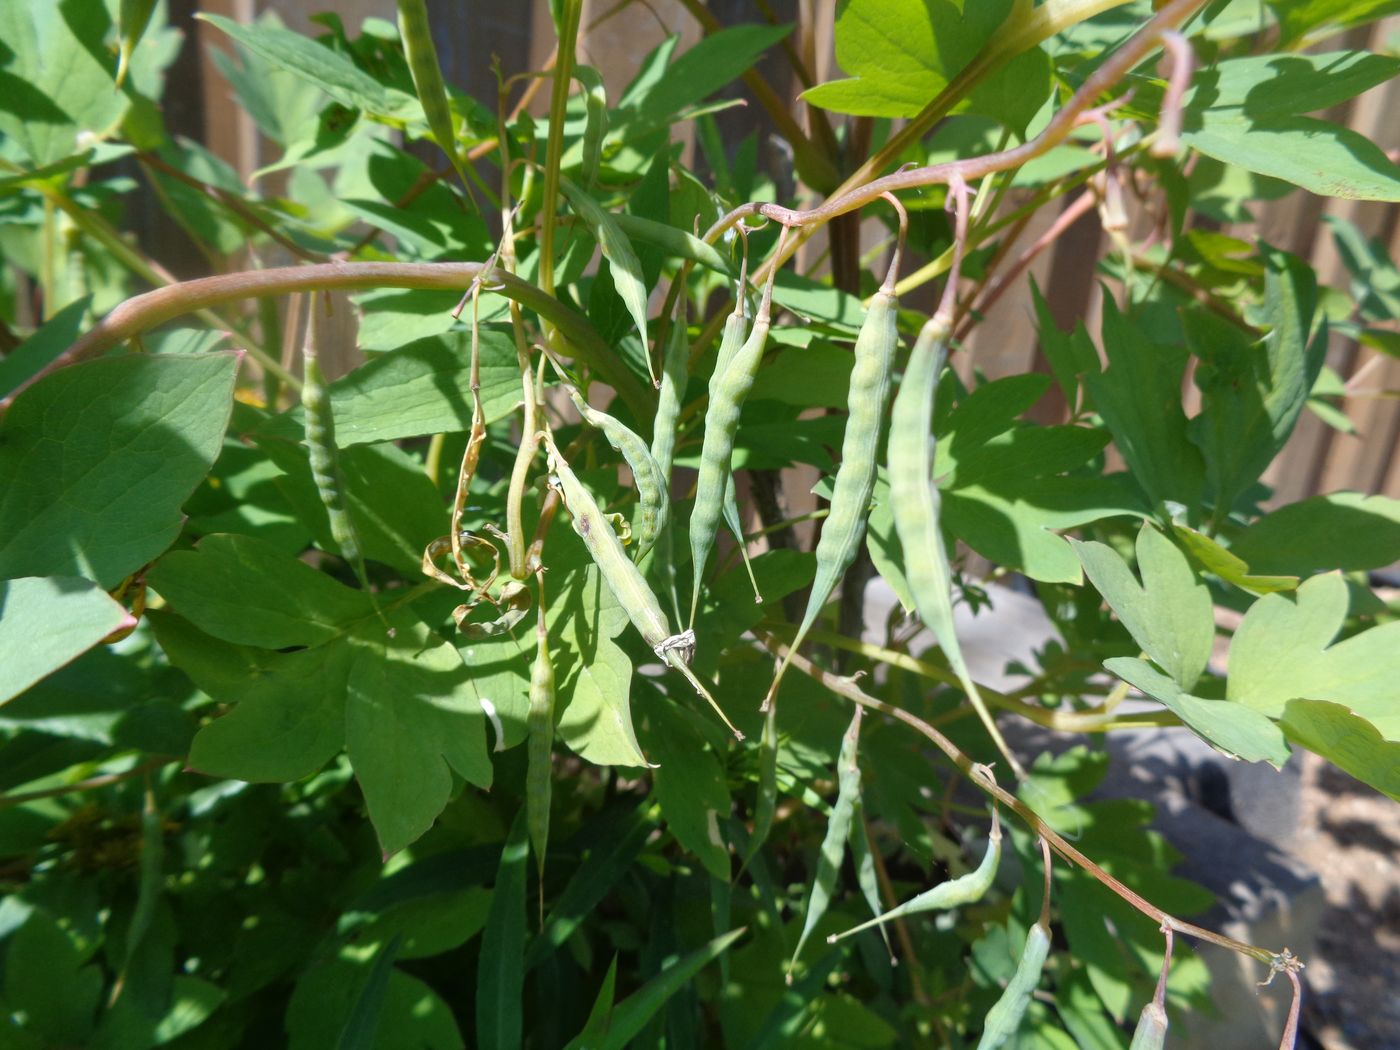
[167,1,1400,502]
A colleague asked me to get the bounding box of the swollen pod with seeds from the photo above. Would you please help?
[545,437,743,740]
[763,210,904,712]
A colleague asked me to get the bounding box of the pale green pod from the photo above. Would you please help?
[721,474,762,604]
[546,439,742,739]
[302,303,370,591]
[1129,1001,1169,1050]
[888,317,1019,772]
[764,278,900,710]
[689,266,775,626]
[650,300,690,481]
[827,809,1001,943]
[847,814,895,964]
[396,0,472,200]
[567,387,668,561]
[975,921,1052,1050]
[787,708,863,980]
[573,66,607,188]
[526,611,556,880]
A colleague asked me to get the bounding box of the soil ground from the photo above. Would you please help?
[1295,753,1400,1050]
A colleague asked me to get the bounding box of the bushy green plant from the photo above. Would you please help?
[1,0,1397,1045]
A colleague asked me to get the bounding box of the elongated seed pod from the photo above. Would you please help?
[743,698,779,867]
[890,318,1023,776]
[397,0,473,201]
[613,214,732,275]
[574,66,607,188]
[763,261,901,711]
[303,299,369,590]
[787,708,863,981]
[1129,1002,1168,1050]
[527,576,555,885]
[116,0,158,87]
[566,387,668,560]
[975,920,1052,1050]
[546,438,743,739]
[650,298,690,481]
[828,807,1001,943]
[559,178,654,384]
[848,811,895,964]
[689,259,777,626]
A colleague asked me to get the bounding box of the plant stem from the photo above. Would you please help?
[0,758,174,808]
[1,262,651,419]
[538,0,583,301]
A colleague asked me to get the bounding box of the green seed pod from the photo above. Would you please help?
[764,262,901,711]
[975,921,1052,1050]
[527,582,556,882]
[787,708,863,981]
[546,438,742,739]
[689,261,775,625]
[1129,1001,1169,1050]
[828,807,1001,944]
[397,0,473,203]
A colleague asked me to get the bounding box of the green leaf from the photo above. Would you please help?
[261,438,445,574]
[476,812,529,1050]
[930,373,1143,583]
[334,934,402,1050]
[1229,492,1400,576]
[1186,249,1322,516]
[1104,656,1290,767]
[800,0,1050,132]
[562,928,745,1050]
[287,956,463,1050]
[1070,524,1215,690]
[942,476,1145,585]
[560,178,652,351]
[1171,524,1298,595]
[0,353,240,588]
[642,699,732,880]
[1086,301,1204,512]
[617,24,792,139]
[1326,214,1400,321]
[0,1,128,167]
[525,804,653,971]
[1279,699,1400,801]
[0,298,90,400]
[148,534,374,650]
[1274,2,1400,49]
[1228,573,1400,741]
[1179,51,1400,200]
[2,908,104,1046]
[153,612,349,782]
[197,14,399,116]
[551,565,647,766]
[0,577,132,706]
[750,341,854,409]
[556,632,647,767]
[346,615,493,855]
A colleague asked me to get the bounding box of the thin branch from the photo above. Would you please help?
[1,262,651,418]
[0,758,175,808]
[755,629,1289,968]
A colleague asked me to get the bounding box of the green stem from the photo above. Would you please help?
[539,0,583,300]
